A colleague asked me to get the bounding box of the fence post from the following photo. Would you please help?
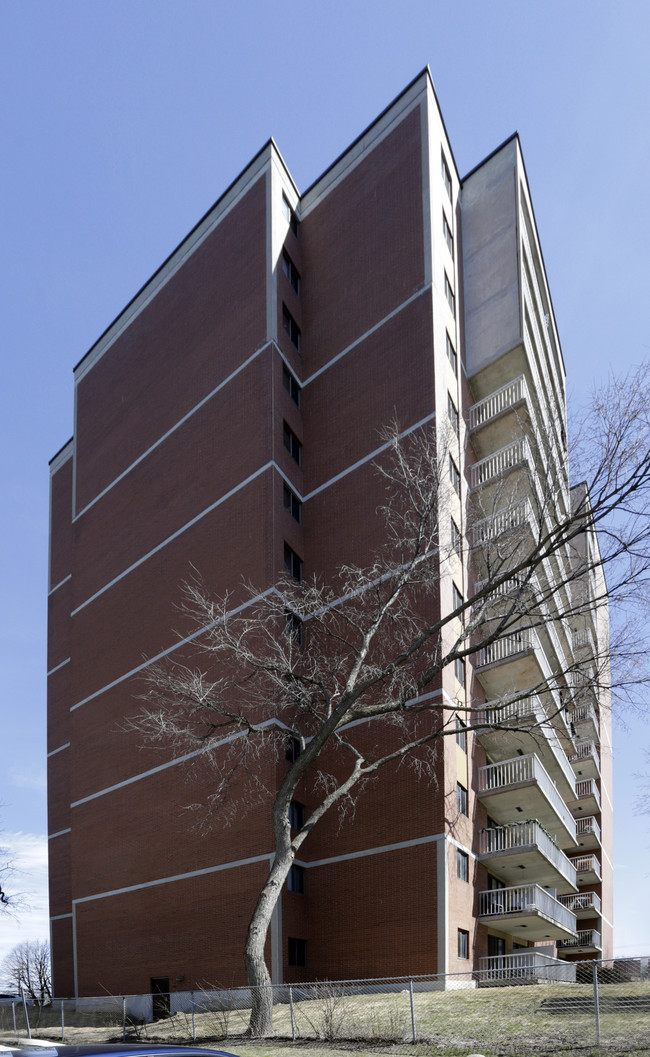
[20,985,31,1038]
[122,996,126,1041]
[61,999,65,1041]
[289,986,296,1041]
[409,978,417,1043]
[191,991,196,1041]
[592,961,600,1047]
[11,1001,17,1038]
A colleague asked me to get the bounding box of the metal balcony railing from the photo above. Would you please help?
[569,740,600,770]
[477,694,576,794]
[469,376,528,432]
[472,497,536,547]
[470,437,532,490]
[478,950,577,982]
[572,703,599,730]
[569,854,601,880]
[475,627,537,668]
[479,821,577,887]
[576,815,601,843]
[558,891,602,915]
[574,779,601,811]
[558,929,601,949]
[478,883,577,932]
[478,753,577,842]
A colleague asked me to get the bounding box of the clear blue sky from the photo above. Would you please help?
[1,0,649,965]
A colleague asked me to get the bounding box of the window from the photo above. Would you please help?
[457,928,469,959]
[447,393,459,436]
[454,657,466,690]
[284,483,302,523]
[456,714,467,750]
[289,800,305,830]
[282,364,301,407]
[457,849,469,882]
[441,151,452,199]
[286,736,301,763]
[284,542,303,582]
[446,332,457,375]
[288,864,305,894]
[456,782,468,816]
[449,455,460,496]
[282,193,299,237]
[284,609,303,645]
[452,583,463,612]
[283,422,302,466]
[451,518,461,558]
[282,304,301,351]
[443,211,454,258]
[288,937,307,967]
[282,251,301,295]
[444,272,455,314]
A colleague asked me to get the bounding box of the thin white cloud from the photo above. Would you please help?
[9,768,47,793]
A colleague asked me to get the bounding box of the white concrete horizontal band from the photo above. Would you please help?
[50,913,73,921]
[295,831,473,869]
[47,657,71,677]
[49,828,72,840]
[70,717,290,807]
[48,742,71,758]
[49,573,72,596]
[72,852,275,905]
[73,283,432,520]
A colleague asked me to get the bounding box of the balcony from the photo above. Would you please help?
[557,929,602,954]
[569,853,601,885]
[469,437,533,492]
[477,950,576,985]
[474,628,551,700]
[558,891,602,919]
[573,625,597,661]
[569,778,601,816]
[569,739,600,780]
[571,703,599,743]
[478,883,577,942]
[477,694,576,800]
[575,815,601,850]
[478,821,577,893]
[478,754,577,848]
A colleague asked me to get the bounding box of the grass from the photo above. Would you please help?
[3,979,650,1056]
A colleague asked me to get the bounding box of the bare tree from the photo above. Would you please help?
[131,365,650,1035]
[2,940,52,1008]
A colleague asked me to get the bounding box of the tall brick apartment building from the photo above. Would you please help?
[47,69,613,999]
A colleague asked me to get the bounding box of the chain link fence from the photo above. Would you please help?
[1,957,649,1054]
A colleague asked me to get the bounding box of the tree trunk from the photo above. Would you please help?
[243,852,292,1036]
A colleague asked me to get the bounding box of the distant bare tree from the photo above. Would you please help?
[130,365,650,1035]
[2,940,52,1008]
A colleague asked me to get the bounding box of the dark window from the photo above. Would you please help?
[282,193,299,237]
[451,519,462,557]
[454,657,466,690]
[284,609,303,645]
[286,736,301,763]
[449,455,460,496]
[282,251,300,295]
[447,393,459,436]
[441,151,452,199]
[284,483,302,523]
[284,542,303,582]
[288,937,307,967]
[283,422,302,466]
[456,714,467,749]
[287,864,305,894]
[289,800,305,830]
[282,364,301,407]
[283,304,301,351]
[443,211,454,257]
[457,929,469,959]
[446,332,457,375]
[457,782,468,816]
[444,272,455,314]
[452,583,463,612]
[457,849,469,882]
